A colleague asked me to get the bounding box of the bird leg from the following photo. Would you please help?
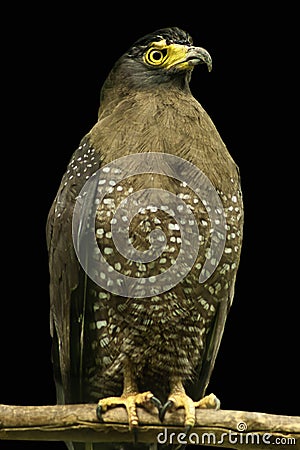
[160,377,220,428]
[96,360,162,430]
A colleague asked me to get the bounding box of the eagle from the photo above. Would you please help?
[46,27,243,450]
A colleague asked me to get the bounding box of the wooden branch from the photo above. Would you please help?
[0,404,299,449]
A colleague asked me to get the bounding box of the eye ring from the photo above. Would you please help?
[145,48,168,66]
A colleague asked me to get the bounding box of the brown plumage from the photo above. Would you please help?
[46,27,243,450]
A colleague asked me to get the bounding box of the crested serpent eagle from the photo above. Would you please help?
[46,26,243,450]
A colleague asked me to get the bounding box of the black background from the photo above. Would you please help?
[1,3,298,449]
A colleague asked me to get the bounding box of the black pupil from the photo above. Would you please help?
[152,51,162,61]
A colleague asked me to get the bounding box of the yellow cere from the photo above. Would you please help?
[143,39,191,70]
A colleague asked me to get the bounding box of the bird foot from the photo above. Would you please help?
[96,391,162,430]
[160,392,220,427]
[194,392,221,410]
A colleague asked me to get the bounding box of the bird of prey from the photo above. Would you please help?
[46,27,243,450]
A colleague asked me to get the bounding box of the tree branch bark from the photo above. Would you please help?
[0,404,299,449]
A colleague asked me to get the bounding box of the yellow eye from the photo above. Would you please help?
[144,47,168,66]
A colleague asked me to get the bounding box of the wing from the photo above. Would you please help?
[186,283,234,401]
[186,166,243,401]
[46,136,101,404]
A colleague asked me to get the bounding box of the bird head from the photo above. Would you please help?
[100,27,212,105]
[128,27,212,75]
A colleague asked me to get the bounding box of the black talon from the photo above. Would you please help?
[174,425,192,450]
[132,427,138,444]
[96,404,103,421]
[184,425,192,435]
[159,399,174,422]
[150,396,163,412]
